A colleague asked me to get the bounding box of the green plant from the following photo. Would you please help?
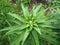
[0,4,59,45]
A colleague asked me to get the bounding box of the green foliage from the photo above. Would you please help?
[0,0,60,45]
[0,0,11,13]
[0,3,60,45]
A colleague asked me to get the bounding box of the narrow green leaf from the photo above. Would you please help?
[0,24,29,34]
[11,31,25,45]
[34,27,41,35]
[8,12,25,23]
[40,24,56,28]
[3,24,29,36]
[22,29,30,45]
[32,30,40,45]
[33,4,42,17]
[41,28,57,37]
[0,25,20,32]
[21,4,29,19]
